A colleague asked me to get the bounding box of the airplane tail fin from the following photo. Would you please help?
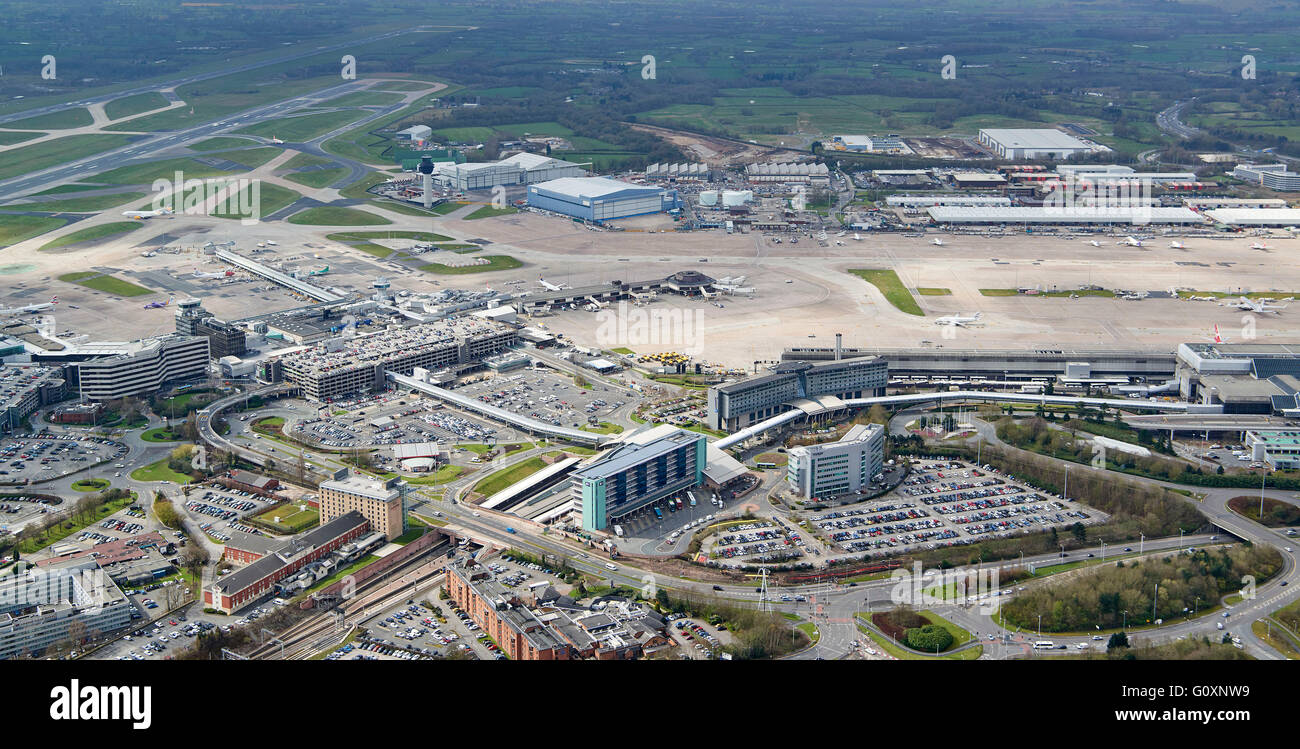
[1214,324,1223,344]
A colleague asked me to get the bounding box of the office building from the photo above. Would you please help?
[708,357,887,432]
[0,559,132,660]
[1232,163,1300,192]
[786,423,885,499]
[318,469,405,541]
[71,335,209,401]
[1245,430,1300,470]
[570,425,705,532]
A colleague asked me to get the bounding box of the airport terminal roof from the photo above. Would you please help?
[1203,208,1300,226]
[926,206,1204,224]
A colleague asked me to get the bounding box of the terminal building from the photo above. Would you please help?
[780,345,1178,382]
[0,559,133,660]
[570,425,705,532]
[707,356,888,432]
[527,177,680,222]
[786,423,885,500]
[319,468,406,541]
[1176,342,1300,414]
[262,318,517,400]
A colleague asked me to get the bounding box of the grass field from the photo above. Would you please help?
[141,427,186,443]
[71,478,110,492]
[327,230,452,243]
[0,215,68,247]
[5,191,147,213]
[282,153,337,170]
[252,503,319,534]
[104,92,170,121]
[287,206,392,225]
[848,268,923,316]
[235,109,370,142]
[0,134,135,181]
[211,182,301,220]
[94,156,242,185]
[0,131,45,146]
[284,168,349,188]
[464,205,519,220]
[39,221,142,251]
[472,454,559,496]
[420,255,522,274]
[130,459,192,484]
[916,287,952,296]
[58,271,153,297]
[6,107,93,130]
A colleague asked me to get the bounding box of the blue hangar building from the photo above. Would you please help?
[527,177,680,222]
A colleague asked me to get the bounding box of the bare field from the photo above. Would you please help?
[5,207,1300,368]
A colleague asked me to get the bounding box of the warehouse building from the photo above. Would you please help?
[570,425,705,532]
[744,162,830,185]
[437,152,586,191]
[527,177,680,222]
[264,318,517,400]
[977,128,1102,159]
[707,356,888,432]
[1183,198,1288,211]
[887,195,1011,209]
[786,423,885,499]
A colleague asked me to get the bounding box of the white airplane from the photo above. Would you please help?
[934,312,983,327]
[270,136,284,144]
[123,208,173,220]
[853,233,862,241]
[266,240,278,246]
[1169,241,1186,249]
[538,277,568,292]
[1119,236,1143,247]
[0,296,57,316]
[931,238,946,246]
[1087,240,1105,247]
[1251,241,1268,250]
[1234,296,1289,313]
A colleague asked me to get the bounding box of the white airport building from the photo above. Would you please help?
[436,152,586,191]
[926,205,1204,225]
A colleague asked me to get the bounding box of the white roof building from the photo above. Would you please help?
[977,128,1104,159]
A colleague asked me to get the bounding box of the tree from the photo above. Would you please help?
[178,543,209,579]
[1071,522,1087,545]
[1108,631,1130,650]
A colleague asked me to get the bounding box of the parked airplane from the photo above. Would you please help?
[934,312,983,327]
[143,296,173,310]
[1251,241,1268,250]
[853,233,862,241]
[1234,296,1289,313]
[1119,236,1143,247]
[306,266,330,276]
[538,277,568,292]
[931,238,946,246]
[1087,240,1105,247]
[193,268,234,279]
[1169,241,1186,249]
[123,208,174,220]
[0,296,57,316]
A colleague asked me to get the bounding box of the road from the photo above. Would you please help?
[1155,99,1202,140]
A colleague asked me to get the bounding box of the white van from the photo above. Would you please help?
[604,562,618,571]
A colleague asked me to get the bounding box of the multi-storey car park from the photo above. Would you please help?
[261,318,518,401]
[0,365,66,434]
[571,425,706,532]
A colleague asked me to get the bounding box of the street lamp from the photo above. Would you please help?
[1122,610,1128,632]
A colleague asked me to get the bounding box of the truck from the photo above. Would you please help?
[613,524,624,537]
